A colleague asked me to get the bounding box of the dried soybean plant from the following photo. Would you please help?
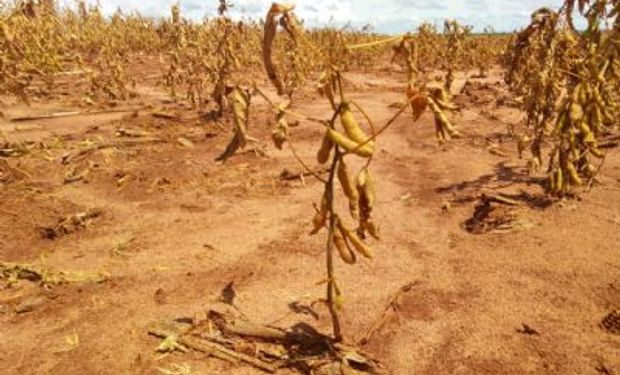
[546,0,619,195]
[391,34,420,84]
[391,35,462,143]
[80,7,160,101]
[345,25,393,71]
[209,1,245,117]
[386,25,463,144]
[212,3,259,162]
[263,72,404,342]
[159,2,256,162]
[0,1,161,103]
[506,1,619,196]
[312,84,380,342]
[162,2,242,115]
[0,1,65,102]
[87,11,137,101]
[262,6,374,340]
[505,8,572,172]
[441,19,471,92]
[467,27,506,78]
[388,22,442,79]
[161,4,187,100]
[260,4,450,342]
[416,22,443,75]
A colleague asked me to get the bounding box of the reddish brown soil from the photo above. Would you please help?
[1,67,619,375]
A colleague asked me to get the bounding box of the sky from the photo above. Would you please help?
[58,0,574,33]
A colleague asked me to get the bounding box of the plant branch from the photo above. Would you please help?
[287,140,327,184]
[254,87,327,125]
[347,94,418,156]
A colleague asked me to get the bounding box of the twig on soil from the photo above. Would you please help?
[480,193,519,206]
[516,323,540,335]
[152,111,180,120]
[148,307,381,374]
[148,320,276,373]
[53,69,93,77]
[180,336,277,372]
[63,163,93,184]
[1,261,108,286]
[116,128,152,138]
[208,310,289,341]
[61,138,166,164]
[9,107,145,122]
[488,147,509,157]
[0,159,32,179]
[39,208,104,239]
[359,281,420,345]
[279,166,329,182]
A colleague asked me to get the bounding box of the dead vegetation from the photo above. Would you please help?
[0,1,619,374]
[148,306,382,374]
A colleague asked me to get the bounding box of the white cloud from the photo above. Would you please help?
[58,0,572,32]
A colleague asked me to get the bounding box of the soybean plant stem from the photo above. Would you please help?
[325,130,343,342]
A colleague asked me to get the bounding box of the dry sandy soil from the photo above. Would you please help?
[0,65,619,375]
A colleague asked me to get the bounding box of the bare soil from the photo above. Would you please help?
[1,66,619,375]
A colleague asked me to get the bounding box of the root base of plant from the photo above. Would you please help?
[147,306,382,374]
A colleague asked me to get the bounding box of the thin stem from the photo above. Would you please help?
[587,154,606,191]
[336,72,345,104]
[347,94,419,156]
[351,100,377,168]
[254,87,327,125]
[288,140,327,184]
[325,125,342,342]
[351,100,376,137]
